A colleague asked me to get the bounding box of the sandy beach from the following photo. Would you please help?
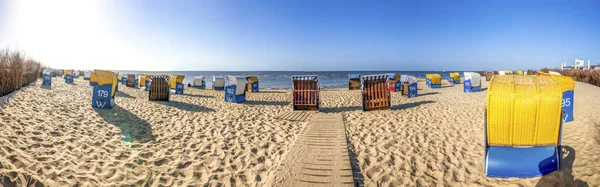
[1,78,599,186]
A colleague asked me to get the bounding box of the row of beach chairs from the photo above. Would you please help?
[76,70,574,180]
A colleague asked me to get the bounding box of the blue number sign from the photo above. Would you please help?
[65,74,73,83]
[407,82,418,98]
[175,82,184,94]
[92,84,114,109]
[562,90,574,122]
[42,74,52,87]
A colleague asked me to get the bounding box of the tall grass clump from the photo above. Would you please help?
[0,48,44,97]
[540,68,600,87]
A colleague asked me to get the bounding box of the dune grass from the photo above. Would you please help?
[540,68,600,87]
[0,48,44,97]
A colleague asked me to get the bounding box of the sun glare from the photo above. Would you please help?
[7,0,147,70]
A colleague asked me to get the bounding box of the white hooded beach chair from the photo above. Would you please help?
[224,75,247,103]
[42,69,52,87]
[464,72,482,92]
[193,76,206,89]
[401,75,418,98]
[213,76,225,90]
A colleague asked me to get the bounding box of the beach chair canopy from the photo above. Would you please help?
[449,72,460,82]
[225,75,247,95]
[348,74,361,90]
[84,70,92,78]
[361,74,389,83]
[94,70,117,97]
[168,75,185,89]
[515,70,524,75]
[246,76,258,83]
[549,74,575,92]
[138,75,147,87]
[401,75,417,84]
[292,75,319,82]
[90,72,97,82]
[213,76,225,87]
[65,70,74,76]
[549,71,561,76]
[193,76,205,85]
[348,74,361,79]
[400,75,407,82]
[387,73,401,80]
[43,69,52,74]
[464,72,481,87]
[487,75,562,146]
[425,74,442,84]
[498,70,513,75]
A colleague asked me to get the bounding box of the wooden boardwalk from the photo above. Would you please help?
[270,113,354,187]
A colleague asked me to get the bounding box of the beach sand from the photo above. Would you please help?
[0,78,599,186]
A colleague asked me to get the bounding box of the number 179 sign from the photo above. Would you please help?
[92,84,114,109]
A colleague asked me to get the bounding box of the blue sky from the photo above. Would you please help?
[1,0,599,71]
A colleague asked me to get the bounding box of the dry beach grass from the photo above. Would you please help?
[0,78,599,186]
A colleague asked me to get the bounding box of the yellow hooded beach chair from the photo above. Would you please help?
[484,75,563,178]
[169,75,185,94]
[92,70,118,109]
[449,72,460,84]
[425,74,441,88]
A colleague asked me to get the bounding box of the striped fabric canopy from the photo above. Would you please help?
[149,76,168,82]
[360,74,389,82]
[291,75,318,81]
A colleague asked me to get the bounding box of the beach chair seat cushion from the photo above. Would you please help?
[485,146,559,178]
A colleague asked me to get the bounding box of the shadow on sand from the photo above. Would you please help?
[182,93,215,99]
[116,91,136,99]
[344,126,365,186]
[245,100,290,106]
[418,92,440,96]
[391,101,436,110]
[94,105,155,143]
[536,146,588,186]
[255,90,286,94]
[154,100,216,112]
[1,171,45,187]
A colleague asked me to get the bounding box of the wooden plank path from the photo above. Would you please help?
[270,113,354,187]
